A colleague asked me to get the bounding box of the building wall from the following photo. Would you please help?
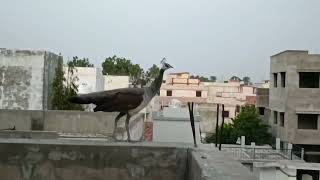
[0,140,188,180]
[0,49,60,110]
[256,88,269,108]
[68,67,104,94]
[206,82,256,123]
[44,52,62,110]
[160,72,208,106]
[64,67,104,111]
[104,75,130,90]
[153,120,201,144]
[152,107,202,144]
[269,50,320,145]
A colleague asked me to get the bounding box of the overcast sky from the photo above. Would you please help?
[1,0,320,82]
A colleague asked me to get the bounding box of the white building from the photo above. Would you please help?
[64,67,104,111]
[104,75,130,90]
[254,161,320,180]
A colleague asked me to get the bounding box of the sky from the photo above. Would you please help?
[1,0,320,82]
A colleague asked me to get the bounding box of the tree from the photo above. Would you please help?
[101,55,145,87]
[190,75,217,82]
[68,56,94,67]
[205,106,271,145]
[51,60,84,110]
[230,76,241,82]
[145,64,160,84]
[204,123,236,144]
[243,76,251,85]
[210,76,217,82]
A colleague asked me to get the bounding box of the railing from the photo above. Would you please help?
[222,146,303,161]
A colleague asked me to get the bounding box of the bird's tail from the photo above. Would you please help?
[68,95,92,104]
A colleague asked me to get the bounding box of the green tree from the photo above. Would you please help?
[230,76,241,82]
[51,60,65,110]
[101,55,145,87]
[68,56,94,67]
[210,76,217,82]
[51,60,84,110]
[145,64,160,84]
[232,106,271,145]
[190,75,208,82]
[204,123,236,144]
[205,106,271,145]
[243,76,251,85]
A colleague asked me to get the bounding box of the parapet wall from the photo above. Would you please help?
[0,139,187,180]
[0,109,144,140]
[0,139,256,180]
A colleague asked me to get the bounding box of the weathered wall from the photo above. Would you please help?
[188,148,257,180]
[0,140,188,180]
[0,139,257,180]
[44,52,62,110]
[256,88,269,108]
[0,110,144,140]
[270,50,320,144]
[197,104,217,134]
[0,49,61,110]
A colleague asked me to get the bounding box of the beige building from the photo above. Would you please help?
[206,81,256,123]
[258,50,320,162]
[160,72,208,106]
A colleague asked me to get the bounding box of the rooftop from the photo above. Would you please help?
[270,50,309,57]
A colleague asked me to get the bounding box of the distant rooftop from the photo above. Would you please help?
[169,72,190,75]
[0,48,58,56]
[271,50,309,57]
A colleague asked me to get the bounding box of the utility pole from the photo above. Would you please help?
[188,102,197,147]
[215,104,220,147]
[219,104,225,151]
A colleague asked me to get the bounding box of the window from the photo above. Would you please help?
[299,72,320,88]
[280,112,285,127]
[298,114,318,130]
[236,105,241,113]
[196,91,202,97]
[273,111,278,124]
[281,72,286,87]
[259,107,265,115]
[167,90,172,96]
[273,73,278,87]
[223,111,229,118]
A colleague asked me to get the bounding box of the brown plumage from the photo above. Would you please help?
[69,88,144,112]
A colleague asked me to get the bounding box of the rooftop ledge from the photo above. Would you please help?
[0,138,256,180]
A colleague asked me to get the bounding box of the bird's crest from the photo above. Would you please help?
[160,57,166,65]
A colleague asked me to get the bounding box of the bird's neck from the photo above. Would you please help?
[150,69,165,95]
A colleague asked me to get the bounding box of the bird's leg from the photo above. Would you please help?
[113,112,126,139]
[125,114,131,142]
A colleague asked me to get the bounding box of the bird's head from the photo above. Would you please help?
[160,58,173,71]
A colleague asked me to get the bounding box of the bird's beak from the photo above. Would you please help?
[168,64,173,69]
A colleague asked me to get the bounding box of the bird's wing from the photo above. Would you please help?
[93,91,144,112]
[68,87,145,105]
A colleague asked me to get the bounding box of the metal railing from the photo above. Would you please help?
[222,146,303,161]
